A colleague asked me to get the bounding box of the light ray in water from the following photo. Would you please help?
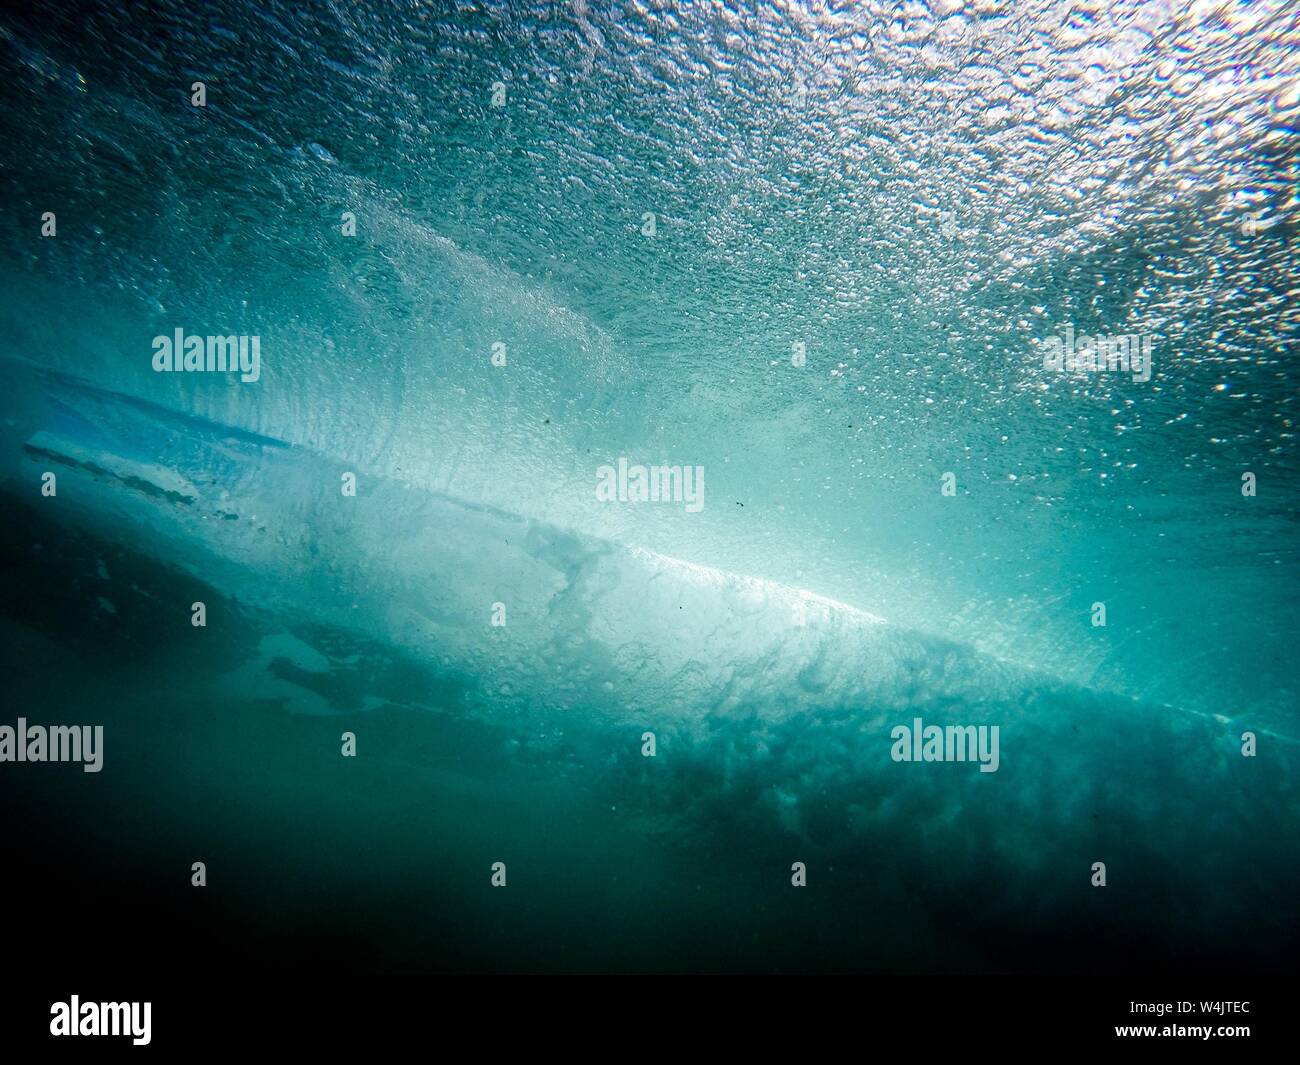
[0,0,1297,996]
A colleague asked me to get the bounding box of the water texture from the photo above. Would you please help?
[0,0,1297,973]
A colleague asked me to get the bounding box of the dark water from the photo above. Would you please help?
[3,466,1295,974]
[1,1,1298,974]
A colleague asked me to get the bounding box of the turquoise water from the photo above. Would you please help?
[1,1,1297,973]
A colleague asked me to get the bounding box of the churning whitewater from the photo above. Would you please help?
[1,0,1297,976]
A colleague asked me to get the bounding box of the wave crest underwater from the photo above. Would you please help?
[1,0,1298,971]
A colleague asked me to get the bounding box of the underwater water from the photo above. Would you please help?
[0,0,1297,975]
